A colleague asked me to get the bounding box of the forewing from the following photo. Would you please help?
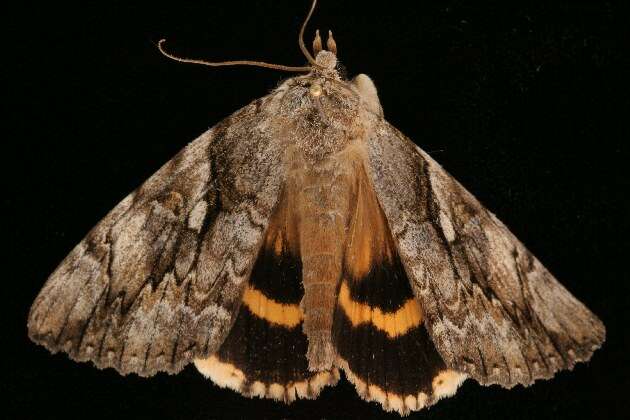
[365,120,605,387]
[28,96,287,376]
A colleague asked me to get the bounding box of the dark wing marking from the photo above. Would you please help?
[28,96,287,376]
[332,166,465,415]
[195,198,339,401]
[364,119,605,387]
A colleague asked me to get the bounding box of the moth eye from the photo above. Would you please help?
[309,83,323,97]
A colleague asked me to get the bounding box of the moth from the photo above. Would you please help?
[28,0,605,415]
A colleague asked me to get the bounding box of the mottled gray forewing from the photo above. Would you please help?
[365,120,605,387]
[28,96,286,376]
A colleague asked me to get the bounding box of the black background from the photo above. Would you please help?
[5,0,629,419]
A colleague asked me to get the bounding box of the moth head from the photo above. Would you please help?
[306,28,382,116]
[309,29,339,78]
[308,50,339,94]
[314,50,338,73]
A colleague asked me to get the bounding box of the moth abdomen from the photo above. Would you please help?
[292,160,355,371]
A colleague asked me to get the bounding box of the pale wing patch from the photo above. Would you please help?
[432,370,468,400]
[195,355,340,403]
[338,358,429,416]
[338,358,466,415]
[195,355,246,390]
[337,282,423,338]
[242,286,303,328]
[438,210,456,242]
[187,200,208,232]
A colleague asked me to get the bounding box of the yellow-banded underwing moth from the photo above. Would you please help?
[27,0,605,415]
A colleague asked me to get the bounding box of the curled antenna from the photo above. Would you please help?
[157,40,311,72]
[299,0,320,66]
[157,0,322,72]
